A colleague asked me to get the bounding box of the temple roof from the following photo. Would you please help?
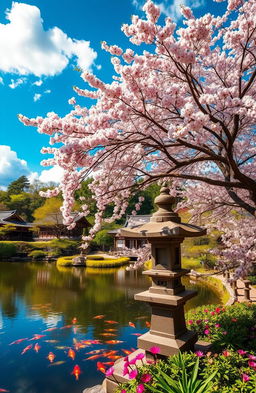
[0,210,32,227]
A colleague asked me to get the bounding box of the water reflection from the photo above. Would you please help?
[0,262,222,393]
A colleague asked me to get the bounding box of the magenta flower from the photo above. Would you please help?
[150,346,160,355]
[204,309,209,313]
[121,390,127,393]
[188,320,193,325]
[223,350,230,357]
[237,350,247,356]
[105,367,115,376]
[242,373,250,382]
[123,365,129,376]
[136,384,145,393]
[135,353,145,361]
[129,369,138,379]
[128,357,138,365]
[195,351,204,357]
[215,323,221,328]
[196,319,202,325]
[141,374,152,383]
[204,329,210,335]
[248,360,256,368]
[249,354,256,360]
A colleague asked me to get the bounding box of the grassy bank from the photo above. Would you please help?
[56,254,130,268]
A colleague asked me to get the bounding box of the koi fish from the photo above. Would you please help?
[82,340,101,345]
[74,342,87,350]
[60,325,72,329]
[29,334,46,341]
[93,315,105,319]
[122,349,132,355]
[49,361,66,367]
[145,321,151,328]
[47,352,56,363]
[0,389,9,392]
[129,322,136,328]
[84,354,103,361]
[96,361,106,374]
[72,317,77,324]
[102,361,115,366]
[34,343,41,353]
[9,338,28,345]
[44,340,59,344]
[85,349,105,355]
[43,327,58,332]
[21,344,33,355]
[71,365,82,380]
[104,329,117,332]
[105,320,118,324]
[131,333,142,336]
[107,355,122,360]
[105,340,124,345]
[99,333,116,337]
[102,351,118,357]
[68,348,76,360]
[55,346,69,350]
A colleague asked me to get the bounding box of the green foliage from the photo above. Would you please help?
[247,275,256,285]
[0,224,17,239]
[56,256,79,266]
[86,256,130,268]
[28,250,48,260]
[0,242,17,258]
[186,303,256,351]
[7,176,30,195]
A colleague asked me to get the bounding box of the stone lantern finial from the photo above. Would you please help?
[151,186,180,223]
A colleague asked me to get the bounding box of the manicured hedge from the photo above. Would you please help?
[56,254,130,268]
[0,242,17,258]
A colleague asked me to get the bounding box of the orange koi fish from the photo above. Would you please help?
[122,349,132,355]
[96,361,106,374]
[30,334,46,341]
[129,322,136,328]
[71,364,82,380]
[82,339,101,345]
[100,333,116,337]
[104,329,117,332]
[145,321,151,328]
[43,327,58,332]
[49,361,66,367]
[102,361,115,366]
[93,315,105,319]
[102,350,118,357]
[85,349,105,355]
[105,340,124,345]
[84,354,103,361]
[21,344,33,355]
[34,343,41,353]
[68,348,76,360]
[107,355,122,360]
[72,317,77,324]
[47,352,56,363]
[105,320,118,324]
[9,338,28,345]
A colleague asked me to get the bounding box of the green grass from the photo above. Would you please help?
[56,254,130,268]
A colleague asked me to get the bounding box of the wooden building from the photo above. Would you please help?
[0,210,33,241]
[34,212,91,240]
[109,215,151,251]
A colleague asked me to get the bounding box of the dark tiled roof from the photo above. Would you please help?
[0,210,32,227]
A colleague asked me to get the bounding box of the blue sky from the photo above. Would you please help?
[0,0,225,188]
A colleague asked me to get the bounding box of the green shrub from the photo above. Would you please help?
[56,256,78,266]
[248,275,256,285]
[0,242,17,258]
[186,303,256,351]
[86,257,130,268]
[86,254,105,260]
[28,250,48,260]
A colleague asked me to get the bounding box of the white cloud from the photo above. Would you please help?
[38,165,64,183]
[0,145,30,187]
[33,79,43,86]
[0,2,97,77]
[0,76,3,85]
[44,89,51,94]
[132,0,205,20]
[33,93,42,102]
[9,77,26,89]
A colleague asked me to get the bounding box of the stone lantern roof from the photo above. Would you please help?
[119,186,206,239]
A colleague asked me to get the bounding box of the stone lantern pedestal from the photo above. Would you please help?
[105,186,206,392]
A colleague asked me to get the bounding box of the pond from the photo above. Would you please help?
[0,262,223,393]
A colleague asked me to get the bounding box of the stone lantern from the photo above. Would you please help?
[120,186,206,358]
[104,186,206,393]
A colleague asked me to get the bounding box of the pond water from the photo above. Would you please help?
[0,262,222,393]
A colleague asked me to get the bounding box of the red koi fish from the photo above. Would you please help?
[105,320,118,324]
[34,343,41,353]
[9,338,28,345]
[29,334,46,341]
[96,362,106,374]
[68,348,76,360]
[21,344,33,355]
[93,315,105,319]
[129,322,136,328]
[105,340,124,345]
[71,365,82,380]
[72,317,77,324]
[0,389,9,392]
[47,352,56,363]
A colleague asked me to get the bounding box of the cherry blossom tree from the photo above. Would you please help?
[19,0,256,276]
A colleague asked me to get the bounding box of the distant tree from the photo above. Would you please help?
[33,197,63,238]
[6,193,33,221]
[7,176,30,195]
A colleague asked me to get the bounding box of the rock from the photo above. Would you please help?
[82,385,105,393]
[72,256,86,266]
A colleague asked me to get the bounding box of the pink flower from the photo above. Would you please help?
[123,365,129,376]
[188,320,193,325]
[210,311,215,316]
[242,373,250,382]
[136,384,145,393]
[135,353,145,361]
[141,374,152,383]
[204,309,209,313]
[105,367,115,376]
[129,369,138,379]
[128,357,138,365]
[248,361,256,368]
[249,355,256,360]
[195,351,204,357]
[237,350,247,356]
[223,351,230,357]
[196,319,202,325]
[215,324,221,328]
[204,329,210,335]
[150,346,160,355]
